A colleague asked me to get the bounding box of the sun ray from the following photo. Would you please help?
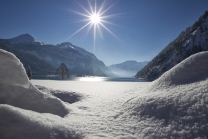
[75,1,92,16]
[99,22,123,43]
[65,22,91,41]
[94,0,96,15]
[87,0,94,15]
[84,23,94,38]
[66,0,121,54]
[97,0,106,15]
[100,20,117,26]
[97,23,104,39]
[99,0,119,15]
[94,24,96,53]
[102,13,122,19]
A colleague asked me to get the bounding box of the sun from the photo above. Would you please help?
[66,0,120,53]
[90,13,101,24]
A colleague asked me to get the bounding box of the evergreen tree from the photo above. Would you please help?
[56,63,70,80]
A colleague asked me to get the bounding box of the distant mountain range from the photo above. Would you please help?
[0,34,116,77]
[136,11,208,81]
[108,61,148,77]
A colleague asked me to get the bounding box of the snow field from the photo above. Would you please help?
[32,80,148,139]
[1,49,208,139]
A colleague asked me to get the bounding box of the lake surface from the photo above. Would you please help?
[32,75,148,82]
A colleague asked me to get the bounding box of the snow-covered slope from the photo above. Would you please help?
[0,49,83,139]
[136,11,208,81]
[108,60,148,77]
[0,49,68,117]
[122,51,208,138]
[2,33,43,45]
[152,51,208,87]
[57,42,97,60]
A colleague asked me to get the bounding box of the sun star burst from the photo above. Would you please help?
[66,0,120,53]
[90,13,101,24]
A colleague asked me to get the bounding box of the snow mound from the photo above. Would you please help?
[152,51,208,88]
[35,85,85,104]
[0,49,68,117]
[0,104,83,139]
[122,52,208,138]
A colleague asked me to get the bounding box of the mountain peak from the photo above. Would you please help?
[56,42,74,49]
[7,34,43,45]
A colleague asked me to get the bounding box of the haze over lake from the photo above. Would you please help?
[32,75,148,82]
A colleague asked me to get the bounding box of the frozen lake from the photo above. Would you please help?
[32,75,147,82]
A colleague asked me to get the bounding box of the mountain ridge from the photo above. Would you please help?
[136,11,208,81]
[1,34,43,45]
[108,60,148,77]
[0,35,116,77]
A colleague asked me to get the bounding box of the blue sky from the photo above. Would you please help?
[0,0,208,66]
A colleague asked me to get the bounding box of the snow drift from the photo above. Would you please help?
[0,104,83,139]
[152,51,208,87]
[0,49,68,117]
[35,85,85,104]
[0,49,83,139]
[123,51,208,138]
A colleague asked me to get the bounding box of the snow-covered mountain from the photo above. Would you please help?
[1,33,43,45]
[0,40,57,74]
[108,60,148,77]
[136,11,208,81]
[0,35,116,77]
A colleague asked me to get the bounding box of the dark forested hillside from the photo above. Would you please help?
[0,41,57,75]
[136,11,208,81]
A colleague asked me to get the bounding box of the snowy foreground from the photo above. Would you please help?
[1,49,208,139]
